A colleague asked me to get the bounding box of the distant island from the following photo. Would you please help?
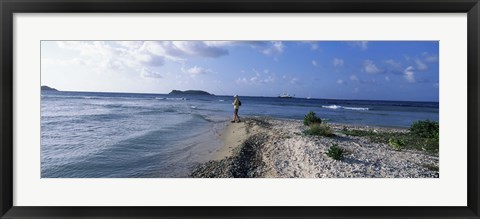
[169,90,213,95]
[41,85,58,91]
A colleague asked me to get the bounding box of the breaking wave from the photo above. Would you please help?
[155,97,188,101]
[322,105,369,111]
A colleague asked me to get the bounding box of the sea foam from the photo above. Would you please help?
[322,105,369,111]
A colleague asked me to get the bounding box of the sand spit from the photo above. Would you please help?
[191,117,439,178]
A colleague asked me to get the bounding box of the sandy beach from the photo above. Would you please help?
[192,117,439,178]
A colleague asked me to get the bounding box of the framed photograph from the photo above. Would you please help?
[1,0,479,218]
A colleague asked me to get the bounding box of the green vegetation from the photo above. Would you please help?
[304,111,322,126]
[409,119,439,138]
[340,119,439,154]
[341,128,375,137]
[326,144,344,160]
[305,123,334,137]
[388,138,405,151]
[303,112,334,137]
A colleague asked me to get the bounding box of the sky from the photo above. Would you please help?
[41,41,439,101]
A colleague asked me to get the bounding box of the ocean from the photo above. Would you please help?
[41,90,439,178]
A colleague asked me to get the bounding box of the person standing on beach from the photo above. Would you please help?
[232,95,241,123]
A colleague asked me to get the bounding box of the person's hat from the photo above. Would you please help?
[234,95,238,98]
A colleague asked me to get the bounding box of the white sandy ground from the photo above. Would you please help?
[204,117,438,178]
[212,121,247,160]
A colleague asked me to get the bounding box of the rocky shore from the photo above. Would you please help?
[191,117,439,178]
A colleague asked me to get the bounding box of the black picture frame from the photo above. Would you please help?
[1,0,479,218]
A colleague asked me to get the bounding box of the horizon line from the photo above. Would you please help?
[41,86,439,103]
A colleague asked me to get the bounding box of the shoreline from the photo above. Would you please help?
[210,117,410,161]
[192,117,439,178]
[211,120,248,161]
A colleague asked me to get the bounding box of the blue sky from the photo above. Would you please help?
[41,41,439,101]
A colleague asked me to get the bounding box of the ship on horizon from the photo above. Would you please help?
[278,92,294,98]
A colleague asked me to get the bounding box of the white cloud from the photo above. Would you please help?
[415,58,428,71]
[236,69,275,85]
[422,52,439,62]
[203,41,235,47]
[142,41,229,62]
[349,41,368,50]
[363,60,383,74]
[182,65,211,76]
[116,41,144,49]
[236,77,249,84]
[385,76,390,81]
[236,76,274,85]
[385,59,402,69]
[333,58,344,67]
[265,76,275,83]
[312,60,319,67]
[55,41,171,73]
[404,66,416,83]
[386,56,432,74]
[52,41,289,81]
[336,79,345,84]
[255,75,275,84]
[237,41,285,57]
[141,68,162,79]
[56,41,158,73]
[311,43,319,51]
[56,41,230,79]
[349,74,376,84]
[42,57,89,66]
[170,41,229,57]
[262,41,284,56]
[274,42,284,52]
[290,77,299,85]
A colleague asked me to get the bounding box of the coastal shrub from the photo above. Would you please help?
[409,120,439,153]
[304,111,322,126]
[342,127,439,155]
[341,128,375,137]
[388,138,405,151]
[422,137,439,154]
[409,119,439,139]
[305,123,334,137]
[326,144,344,160]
